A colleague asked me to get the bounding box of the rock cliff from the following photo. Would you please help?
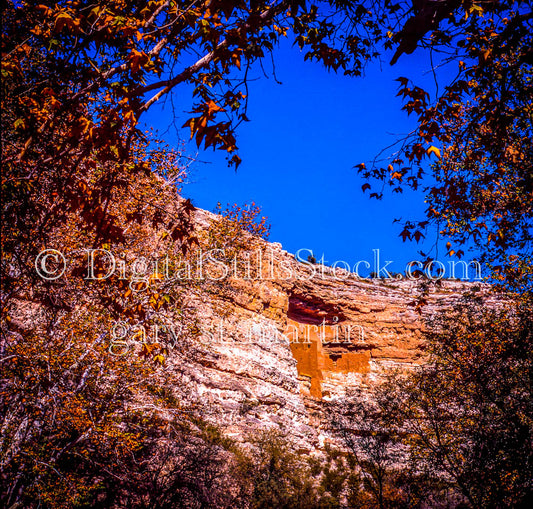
[166,206,489,452]
[8,203,491,453]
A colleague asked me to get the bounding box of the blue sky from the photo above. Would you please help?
[143,38,471,276]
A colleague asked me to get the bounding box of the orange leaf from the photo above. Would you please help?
[427,146,441,158]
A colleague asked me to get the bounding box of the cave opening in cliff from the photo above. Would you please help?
[287,293,345,325]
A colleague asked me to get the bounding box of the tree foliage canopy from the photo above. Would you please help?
[357,1,533,289]
[3,0,532,293]
[330,293,533,508]
[2,0,383,303]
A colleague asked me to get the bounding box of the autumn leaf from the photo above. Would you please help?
[400,228,411,241]
[427,146,441,158]
[206,100,225,116]
[413,230,424,242]
[54,12,79,33]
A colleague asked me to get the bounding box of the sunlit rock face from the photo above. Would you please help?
[284,269,475,402]
[177,207,483,452]
[288,318,371,399]
[8,204,483,454]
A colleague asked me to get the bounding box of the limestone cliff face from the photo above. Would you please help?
[172,207,487,451]
[8,204,488,453]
